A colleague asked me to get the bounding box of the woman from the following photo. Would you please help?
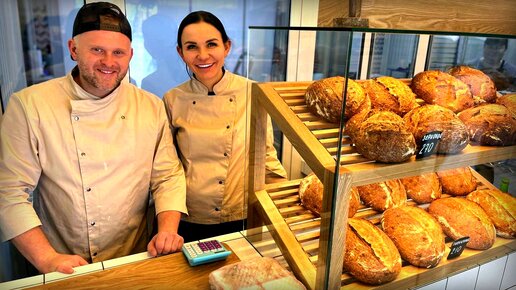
[163,11,287,242]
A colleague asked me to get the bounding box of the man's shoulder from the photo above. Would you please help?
[14,76,68,101]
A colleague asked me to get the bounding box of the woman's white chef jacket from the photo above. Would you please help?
[163,71,287,224]
[0,68,187,262]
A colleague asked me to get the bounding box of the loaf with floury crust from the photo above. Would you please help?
[304,76,370,123]
[457,104,516,146]
[298,173,360,217]
[360,76,419,116]
[448,66,497,105]
[357,179,407,212]
[467,189,516,239]
[347,109,416,163]
[381,205,446,268]
[343,218,402,285]
[410,70,474,113]
[496,94,516,116]
[403,105,469,154]
[436,167,477,196]
[428,197,496,250]
[400,172,442,204]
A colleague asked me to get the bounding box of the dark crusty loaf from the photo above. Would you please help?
[436,167,478,196]
[305,76,370,123]
[360,76,418,116]
[411,70,474,113]
[457,104,516,146]
[403,104,469,154]
[357,179,407,212]
[299,173,360,217]
[428,197,496,250]
[381,205,446,268]
[343,218,402,285]
[467,189,516,239]
[496,94,516,116]
[348,109,416,163]
[448,66,497,105]
[400,172,442,204]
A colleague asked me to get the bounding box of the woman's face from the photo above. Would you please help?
[177,21,231,90]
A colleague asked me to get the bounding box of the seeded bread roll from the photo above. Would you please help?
[343,218,402,285]
[437,167,478,196]
[298,173,360,217]
[496,94,516,116]
[411,70,474,113]
[357,179,407,212]
[360,76,418,116]
[448,66,497,104]
[403,105,469,154]
[428,197,496,250]
[381,205,446,268]
[457,104,516,146]
[349,109,416,163]
[305,76,370,123]
[400,172,442,204]
[467,189,516,239]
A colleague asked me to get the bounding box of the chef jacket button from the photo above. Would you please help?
[121,115,126,119]
[215,207,220,211]
[86,187,91,192]
[93,252,97,257]
[226,125,230,129]
[192,101,196,105]
[73,116,79,121]
[229,98,233,102]
[91,221,96,226]
[218,180,223,185]
[81,152,86,157]
[224,152,228,157]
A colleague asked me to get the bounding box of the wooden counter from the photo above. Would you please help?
[28,247,240,290]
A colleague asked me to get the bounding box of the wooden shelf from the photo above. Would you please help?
[248,80,516,290]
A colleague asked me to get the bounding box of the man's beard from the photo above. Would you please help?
[78,61,125,94]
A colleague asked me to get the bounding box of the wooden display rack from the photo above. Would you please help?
[247,81,516,290]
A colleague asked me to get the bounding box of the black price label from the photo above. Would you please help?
[416,131,442,159]
[447,236,470,260]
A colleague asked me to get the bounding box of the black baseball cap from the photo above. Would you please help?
[72,2,132,41]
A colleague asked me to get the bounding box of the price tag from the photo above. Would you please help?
[447,236,470,260]
[416,131,442,159]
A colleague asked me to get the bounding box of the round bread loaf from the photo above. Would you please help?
[428,197,495,250]
[403,104,469,154]
[357,179,407,212]
[350,110,416,163]
[343,218,402,285]
[400,172,442,204]
[466,189,516,239]
[457,104,516,146]
[411,70,474,113]
[436,167,478,196]
[381,205,445,268]
[448,66,497,104]
[298,173,360,217]
[496,94,516,116]
[360,76,418,116]
[305,76,370,123]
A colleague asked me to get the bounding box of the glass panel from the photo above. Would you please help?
[369,33,418,78]
[313,31,363,80]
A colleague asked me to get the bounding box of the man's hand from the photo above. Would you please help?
[39,252,89,274]
[147,231,184,257]
[147,210,183,257]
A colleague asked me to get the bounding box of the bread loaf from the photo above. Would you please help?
[381,205,445,268]
[400,172,442,204]
[357,179,407,212]
[305,76,370,123]
[360,76,418,116]
[209,257,306,290]
[448,66,497,104]
[403,105,469,154]
[496,94,516,116]
[437,167,478,196]
[410,70,474,113]
[457,104,516,146]
[299,173,360,217]
[466,189,516,239]
[343,218,402,285]
[428,197,496,250]
[348,109,416,163]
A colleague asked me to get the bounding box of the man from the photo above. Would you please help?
[0,2,187,274]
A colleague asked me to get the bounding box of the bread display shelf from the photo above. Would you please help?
[254,171,515,289]
[248,80,516,290]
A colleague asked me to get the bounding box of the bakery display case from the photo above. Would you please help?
[245,26,515,290]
